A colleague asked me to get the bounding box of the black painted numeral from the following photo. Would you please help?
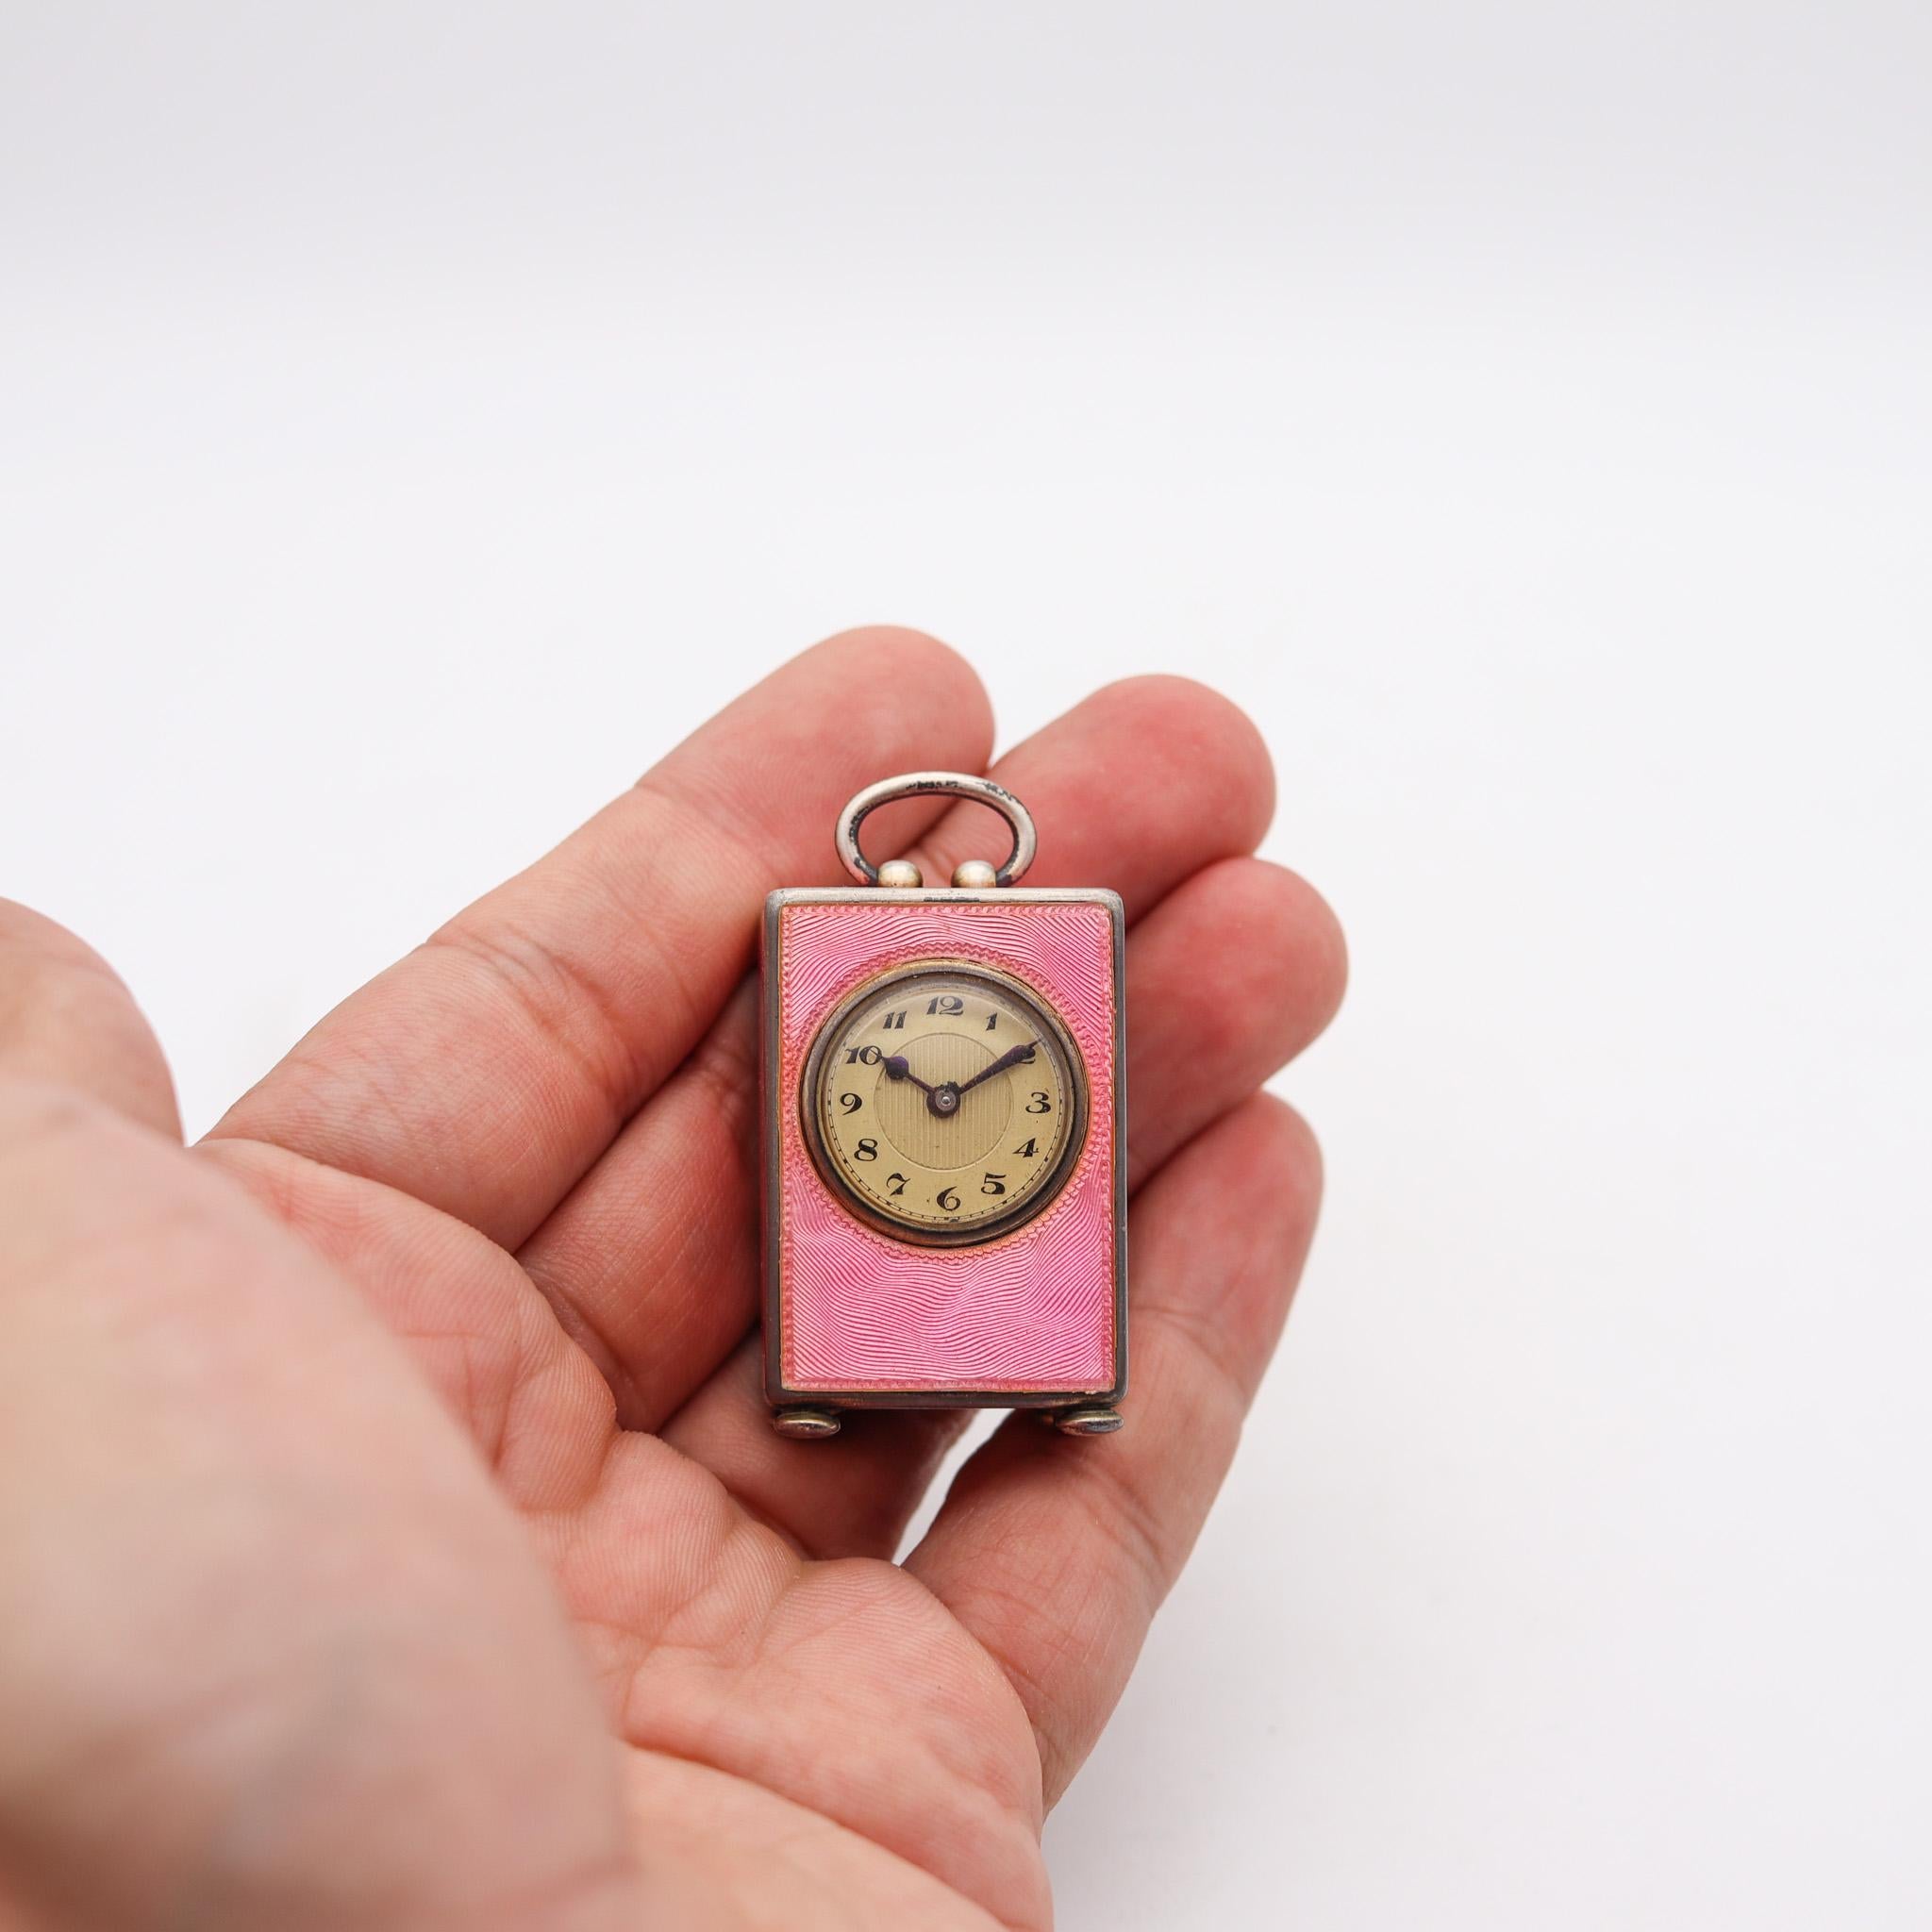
[886,1172,908,1195]
[855,1138,878,1161]
[925,994,964,1015]
[838,1091,862,1115]
[881,1009,907,1030]
[985,1010,999,1031]
[843,1043,883,1065]
[980,1173,1008,1195]
[1024,1091,1052,1114]
[1013,1137,1038,1158]
[936,1186,960,1211]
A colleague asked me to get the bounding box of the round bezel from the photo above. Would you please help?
[798,958,1091,1248]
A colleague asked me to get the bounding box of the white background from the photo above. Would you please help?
[4,5,1928,1925]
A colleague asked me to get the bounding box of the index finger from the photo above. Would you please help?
[208,627,993,1247]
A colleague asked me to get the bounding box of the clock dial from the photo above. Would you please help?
[802,961,1088,1244]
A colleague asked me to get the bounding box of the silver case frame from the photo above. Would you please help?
[761,887,1128,1411]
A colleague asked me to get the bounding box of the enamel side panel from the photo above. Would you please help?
[767,895,1123,1399]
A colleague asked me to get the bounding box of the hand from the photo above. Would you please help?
[0,629,1345,1929]
[880,1052,938,1094]
[954,1038,1038,1095]
[883,1041,1033,1119]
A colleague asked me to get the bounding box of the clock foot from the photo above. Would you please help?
[1043,1404,1124,1437]
[770,1405,841,1441]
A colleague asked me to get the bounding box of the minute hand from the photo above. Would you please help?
[955,1040,1038,1096]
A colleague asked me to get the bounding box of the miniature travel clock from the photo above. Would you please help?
[762,773,1126,1440]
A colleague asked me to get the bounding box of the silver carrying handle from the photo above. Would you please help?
[835,772,1037,889]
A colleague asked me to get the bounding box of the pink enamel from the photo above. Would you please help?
[774,899,1119,1393]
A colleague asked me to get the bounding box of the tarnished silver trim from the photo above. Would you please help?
[834,772,1038,888]
[761,887,1127,1409]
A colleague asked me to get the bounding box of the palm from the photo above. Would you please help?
[0,630,1342,1929]
[206,1155,1063,1928]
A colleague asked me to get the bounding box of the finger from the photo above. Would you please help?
[0,900,179,1136]
[658,859,1341,1557]
[208,627,993,1248]
[517,682,1281,1430]
[521,976,762,1428]
[1122,857,1345,1191]
[906,1093,1322,1804]
[658,1336,969,1557]
[902,675,1274,913]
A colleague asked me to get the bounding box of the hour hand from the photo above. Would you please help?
[955,1040,1037,1095]
[882,1054,939,1096]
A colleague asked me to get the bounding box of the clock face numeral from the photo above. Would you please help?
[804,963,1087,1243]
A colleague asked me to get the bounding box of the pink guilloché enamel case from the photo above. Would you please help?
[760,774,1127,1440]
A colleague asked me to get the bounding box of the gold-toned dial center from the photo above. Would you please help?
[868,1033,1012,1166]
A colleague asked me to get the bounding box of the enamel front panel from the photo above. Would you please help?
[767,894,1123,1399]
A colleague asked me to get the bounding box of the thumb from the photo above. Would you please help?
[0,899,179,1137]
